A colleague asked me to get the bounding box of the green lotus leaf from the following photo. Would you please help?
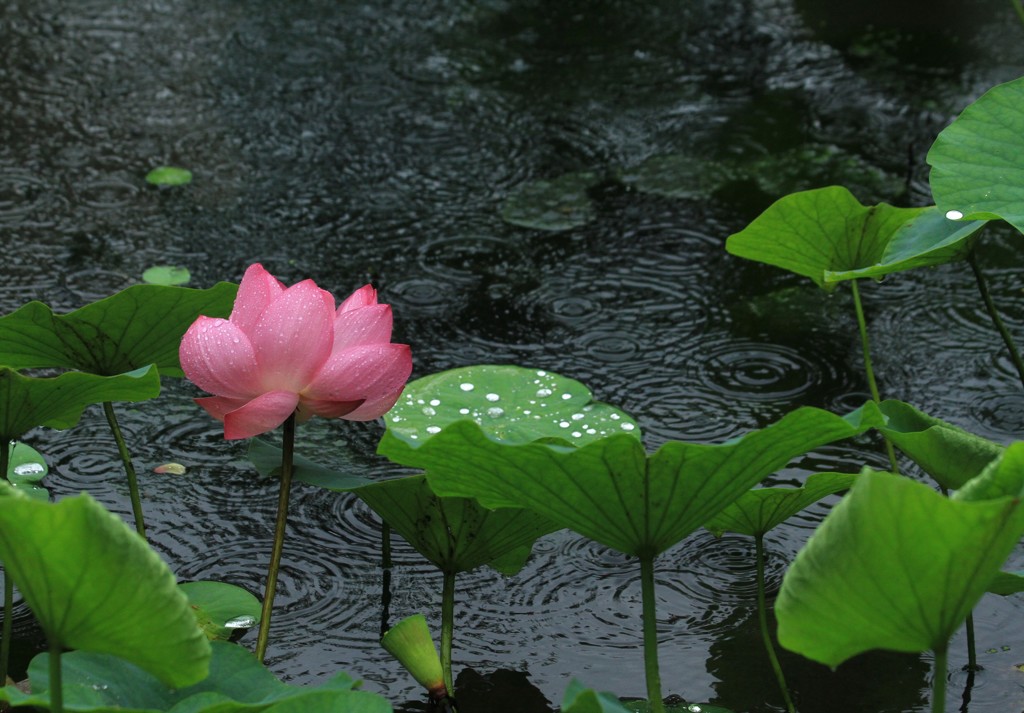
[355,474,559,575]
[378,365,640,470]
[987,570,1024,596]
[953,439,1024,502]
[928,75,1024,234]
[248,440,555,576]
[6,441,49,500]
[560,679,632,713]
[0,484,210,687]
[704,472,858,538]
[725,186,983,290]
[501,171,598,231]
[415,404,882,557]
[179,582,261,642]
[0,282,237,376]
[0,366,159,440]
[0,640,378,713]
[876,400,1004,490]
[776,462,1024,667]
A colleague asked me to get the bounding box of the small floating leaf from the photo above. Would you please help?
[142,265,191,286]
[501,171,598,231]
[179,581,261,642]
[988,570,1024,596]
[145,166,193,186]
[618,154,735,200]
[154,462,187,475]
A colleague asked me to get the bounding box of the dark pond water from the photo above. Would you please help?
[3,1,1024,711]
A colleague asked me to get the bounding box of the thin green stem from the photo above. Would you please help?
[1011,0,1024,28]
[441,569,456,698]
[965,612,979,672]
[639,555,666,713]
[850,280,899,472]
[102,402,146,539]
[255,414,296,663]
[1,438,11,686]
[49,636,64,713]
[932,644,948,713]
[382,521,392,569]
[755,535,796,713]
[968,252,1024,390]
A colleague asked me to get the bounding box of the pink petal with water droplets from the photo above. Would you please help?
[332,304,393,352]
[180,317,261,398]
[230,264,286,335]
[250,279,335,392]
[297,397,364,420]
[222,390,300,440]
[195,395,250,421]
[337,285,378,314]
[303,343,412,420]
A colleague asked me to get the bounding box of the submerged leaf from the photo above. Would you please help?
[0,282,236,377]
[560,679,632,713]
[0,484,210,687]
[776,464,1024,667]
[501,171,598,231]
[928,75,1024,234]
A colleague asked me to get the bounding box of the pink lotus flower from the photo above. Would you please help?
[180,264,412,440]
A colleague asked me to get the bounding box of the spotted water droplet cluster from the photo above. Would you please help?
[386,365,640,446]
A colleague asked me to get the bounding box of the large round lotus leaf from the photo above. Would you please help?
[725,186,984,289]
[776,463,1024,667]
[501,171,598,231]
[380,365,639,464]
[928,76,1024,234]
[0,484,210,687]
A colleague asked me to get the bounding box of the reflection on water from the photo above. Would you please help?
[3,1,1024,711]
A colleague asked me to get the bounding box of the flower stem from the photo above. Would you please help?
[932,644,948,713]
[0,439,11,686]
[965,612,979,671]
[968,251,1024,389]
[441,569,456,698]
[48,636,64,713]
[102,402,146,539]
[255,413,296,663]
[755,536,796,713]
[1012,0,1024,28]
[639,555,666,713]
[850,280,899,472]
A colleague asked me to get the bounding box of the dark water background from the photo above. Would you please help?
[3,1,1024,711]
